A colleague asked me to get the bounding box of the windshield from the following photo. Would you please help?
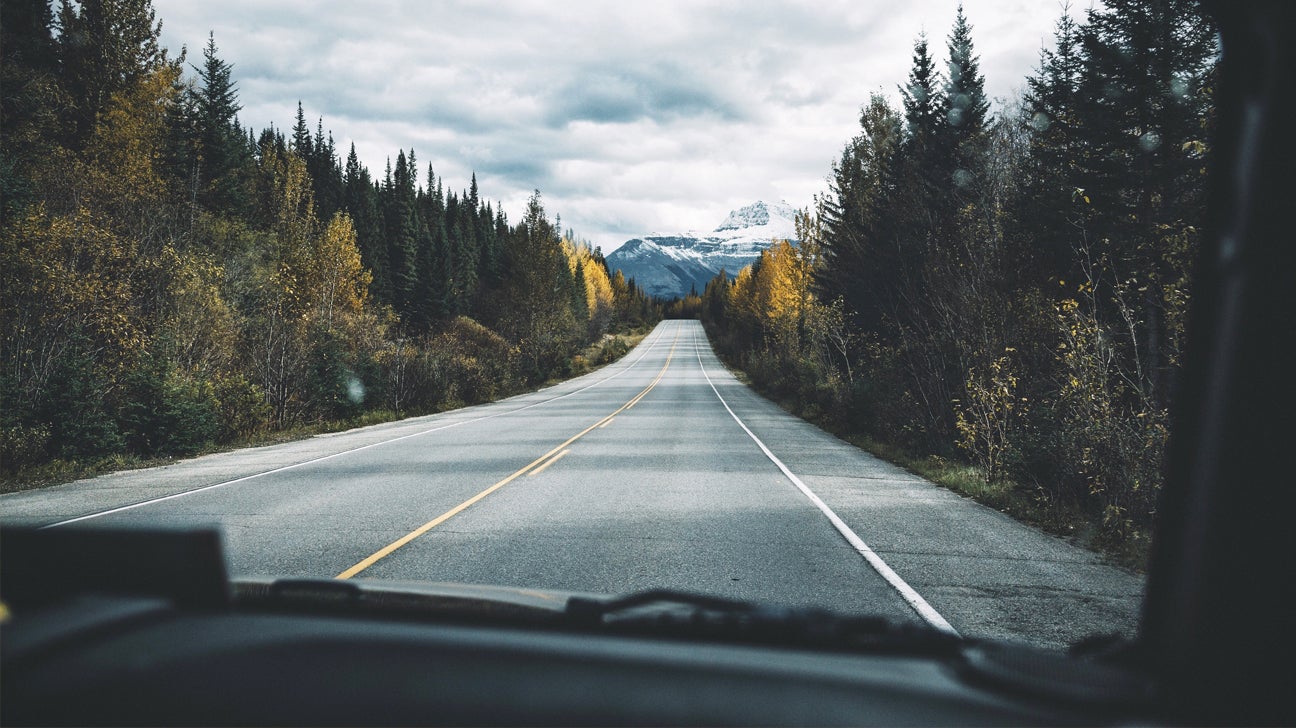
[0,0,1216,653]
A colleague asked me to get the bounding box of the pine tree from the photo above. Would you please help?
[451,189,479,310]
[1069,0,1216,404]
[900,33,942,149]
[343,143,388,302]
[941,4,990,191]
[895,32,949,245]
[384,150,419,320]
[1022,7,1087,285]
[1,0,61,222]
[304,119,343,223]
[818,94,903,335]
[55,0,172,148]
[189,33,250,214]
[411,168,449,326]
[290,102,311,158]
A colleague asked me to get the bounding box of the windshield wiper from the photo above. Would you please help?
[564,589,963,655]
[233,578,568,625]
[235,580,960,654]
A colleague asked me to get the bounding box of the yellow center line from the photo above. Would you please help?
[527,448,571,477]
[598,416,616,429]
[336,328,680,580]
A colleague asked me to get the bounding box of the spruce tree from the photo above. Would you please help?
[343,143,388,302]
[1069,0,1216,404]
[941,5,990,191]
[896,32,948,243]
[900,33,942,150]
[290,102,311,158]
[190,33,250,214]
[571,258,590,328]
[1022,8,1087,285]
[383,151,419,319]
[1,0,61,221]
[55,0,172,148]
[818,94,903,335]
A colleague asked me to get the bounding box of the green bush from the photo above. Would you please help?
[0,423,52,473]
[117,355,219,456]
[37,348,123,461]
[212,372,272,440]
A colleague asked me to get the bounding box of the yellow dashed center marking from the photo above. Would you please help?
[336,331,679,579]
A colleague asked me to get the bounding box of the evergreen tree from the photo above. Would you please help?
[1,0,62,222]
[55,0,172,148]
[409,209,443,329]
[290,101,311,158]
[344,143,388,302]
[477,200,502,288]
[1022,7,1087,284]
[411,169,449,326]
[383,150,419,319]
[1068,0,1216,404]
[571,258,590,326]
[894,32,949,254]
[189,33,250,214]
[451,190,479,310]
[498,191,579,379]
[818,94,903,334]
[900,33,942,150]
[941,5,990,192]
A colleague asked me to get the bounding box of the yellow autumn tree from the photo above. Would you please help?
[562,239,615,336]
[310,212,372,331]
[751,239,809,349]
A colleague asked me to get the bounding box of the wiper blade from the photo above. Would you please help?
[565,589,962,654]
[232,578,569,624]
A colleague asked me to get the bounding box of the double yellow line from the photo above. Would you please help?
[336,331,680,580]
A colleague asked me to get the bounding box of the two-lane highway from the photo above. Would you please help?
[0,320,1143,648]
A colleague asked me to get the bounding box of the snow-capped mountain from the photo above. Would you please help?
[606,201,798,300]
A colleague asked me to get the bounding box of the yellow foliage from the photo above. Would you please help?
[562,238,615,332]
[311,213,372,329]
[85,65,182,210]
[1,206,146,401]
[156,245,239,375]
[955,354,1023,483]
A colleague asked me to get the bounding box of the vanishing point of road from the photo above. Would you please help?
[0,320,1142,649]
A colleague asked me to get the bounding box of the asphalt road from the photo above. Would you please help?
[1,320,1143,649]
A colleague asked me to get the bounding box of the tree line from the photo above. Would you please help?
[0,0,658,476]
[701,0,1216,554]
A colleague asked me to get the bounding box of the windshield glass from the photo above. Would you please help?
[0,0,1216,652]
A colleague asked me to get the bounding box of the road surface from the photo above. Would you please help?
[0,320,1142,649]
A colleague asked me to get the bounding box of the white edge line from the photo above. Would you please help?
[691,330,959,636]
[40,326,671,529]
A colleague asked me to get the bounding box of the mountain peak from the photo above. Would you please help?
[714,200,796,233]
[605,200,800,300]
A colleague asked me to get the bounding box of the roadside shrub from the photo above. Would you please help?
[438,317,515,404]
[955,352,1025,483]
[37,348,123,461]
[212,372,271,440]
[594,335,628,364]
[0,423,52,473]
[117,355,219,456]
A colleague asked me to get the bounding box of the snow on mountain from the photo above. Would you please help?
[606,201,798,300]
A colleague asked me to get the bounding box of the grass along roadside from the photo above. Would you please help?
[717,359,1151,573]
[0,328,654,496]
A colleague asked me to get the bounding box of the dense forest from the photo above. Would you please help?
[700,0,1216,557]
[0,0,658,480]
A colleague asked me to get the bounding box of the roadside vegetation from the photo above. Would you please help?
[694,1,1215,570]
[0,0,659,490]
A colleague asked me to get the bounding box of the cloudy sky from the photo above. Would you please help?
[151,1,1079,252]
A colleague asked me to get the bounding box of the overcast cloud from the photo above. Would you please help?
[151,1,1079,252]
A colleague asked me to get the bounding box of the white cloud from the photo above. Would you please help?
[153,0,1078,251]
